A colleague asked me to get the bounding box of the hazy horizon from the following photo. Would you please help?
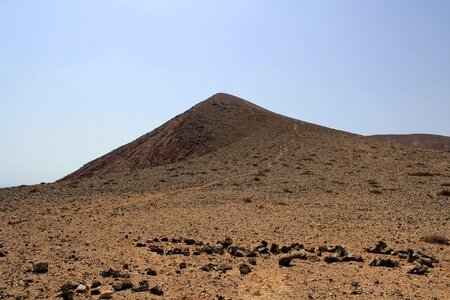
[1,1,450,187]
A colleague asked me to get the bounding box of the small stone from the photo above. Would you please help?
[279,255,293,267]
[184,238,196,245]
[112,278,133,291]
[179,262,187,269]
[58,290,74,300]
[90,288,101,295]
[0,249,6,257]
[136,242,146,247]
[91,280,101,289]
[218,237,233,248]
[270,243,280,254]
[201,263,217,272]
[32,260,48,273]
[131,280,149,292]
[150,284,163,296]
[99,289,114,299]
[369,258,399,268]
[408,263,428,275]
[324,254,341,263]
[75,284,87,293]
[248,258,257,265]
[101,268,122,278]
[146,268,157,276]
[239,264,252,275]
[335,245,348,257]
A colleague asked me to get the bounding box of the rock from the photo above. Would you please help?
[246,250,258,257]
[99,289,114,299]
[306,246,315,253]
[91,288,101,295]
[408,262,428,275]
[58,290,74,300]
[369,258,399,268]
[91,280,102,289]
[418,257,434,268]
[239,264,252,275]
[366,241,394,255]
[75,284,87,293]
[248,258,257,265]
[279,255,293,267]
[217,264,233,273]
[136,242,146,247]
[161,237,169,242]
[218,237,233,248]
[184,238,196,245]
[60,283,79,292]
[201,263,217,272]
[280,245,291,253]
[179,262,187,269]
[182,248,190,256]
[229,246,247,257]
[270,243,280,254]
[131,280,149,292]
[101,268,123,278]
[32,260,48,273]
[324,254,341,263]
[112,278,133,291]
[342,253,364,262]
[149,245,164,255]
[150,284,164,296]
[335,245,348,257]
[172,238,181,243]
[0,249,6,257]
[146,268,157,276]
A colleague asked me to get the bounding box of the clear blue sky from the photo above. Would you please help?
[1,0,449,187]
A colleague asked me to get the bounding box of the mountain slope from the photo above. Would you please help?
[371,134,450,151]
[62,93,285,181]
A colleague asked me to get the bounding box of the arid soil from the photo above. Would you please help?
[371,134,450,152]
[1,94,449,299]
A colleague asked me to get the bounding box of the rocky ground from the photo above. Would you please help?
[1,96,449,299]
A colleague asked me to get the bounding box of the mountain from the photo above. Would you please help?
[371,134,450,151]
[62,93,304,181]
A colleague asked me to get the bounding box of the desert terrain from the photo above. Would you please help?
[1,93,449,299]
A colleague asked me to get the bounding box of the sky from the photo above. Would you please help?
[1,0,449,187]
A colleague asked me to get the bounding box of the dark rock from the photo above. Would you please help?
[91,280,101,289]
[161,237,169,242]
[201,263,217,272]
[366,241,394,255]
[182,248,190,256]
[184,238,196,245]
[172,238,181,243]
[32,260,48,273]
[131,280,149,292]
[112,279,133,291]
[239,264,252,275]
[248,258,257,265]
[58,290,74,300]
[149,245,164,255]
[280,246,291,253]
[150,284,163,296]
[172,248,182,255]
[101,268,123,278]
[279,255,293,267]
[369,258,399,268]
[342,253,364,262]
[60,283,79,292]
[217,237,233,248]
[270,243,280,254]
[335,245,348,257]
[246,251,258,257]
[146,268,157,276]
[256,246,268,254]
[408,262,428,275]
[136,242,146,247]
[324,254,341,263]
[0,249,6,257]
[90,288,100,295]
[217,264,233,273]
[179,262,187,269]
[418,257,434,268]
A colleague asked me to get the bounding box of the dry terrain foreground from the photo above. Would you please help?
[1,93,449,299]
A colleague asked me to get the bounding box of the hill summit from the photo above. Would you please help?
[62,93,285,181]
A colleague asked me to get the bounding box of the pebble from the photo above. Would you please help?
[99,289,114,299]
[32,260,48,273]
[239,264,252,275]
[150,284,164,296]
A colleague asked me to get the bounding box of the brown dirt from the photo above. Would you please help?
[371,134,450,152]
[1,94,449,299]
